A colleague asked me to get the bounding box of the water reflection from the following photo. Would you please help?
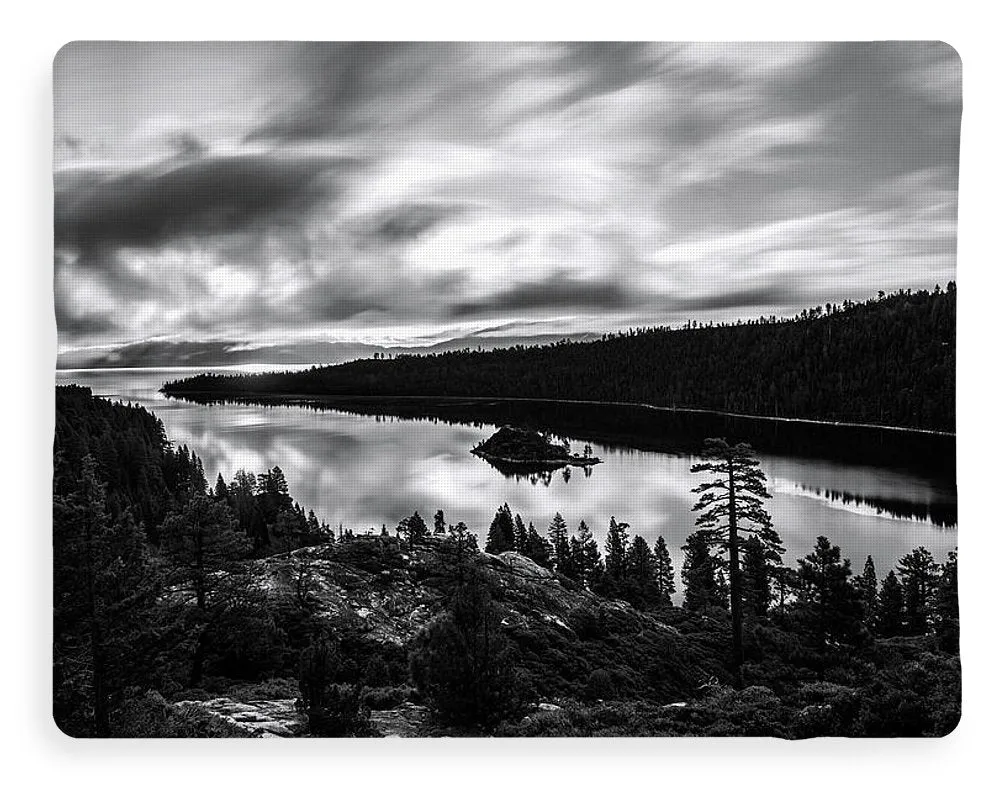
[56,367,958,589]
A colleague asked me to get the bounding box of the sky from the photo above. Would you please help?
[53,41,961,368]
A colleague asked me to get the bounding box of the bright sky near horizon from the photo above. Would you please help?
[54,42,961,367]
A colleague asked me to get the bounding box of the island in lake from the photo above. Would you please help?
[471,425,602,473]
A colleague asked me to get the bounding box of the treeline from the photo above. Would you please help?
[163,286,957,432]
[680,530,958,650]
[53,386,332,736]
[348,508,960,737]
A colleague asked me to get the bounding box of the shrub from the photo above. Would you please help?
[298,635,376,737]
[110,690,247,738]
[361,686,409,711]
[409,568,526,730]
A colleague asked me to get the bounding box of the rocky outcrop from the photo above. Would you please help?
[218,537,718,737]
[174,698,306,738]
[370,703,432,738]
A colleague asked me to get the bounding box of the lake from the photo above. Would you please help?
[57,367,958,598]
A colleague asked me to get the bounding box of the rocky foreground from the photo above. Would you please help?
[173,537,723,737]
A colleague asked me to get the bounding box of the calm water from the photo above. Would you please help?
[57,367,958,595]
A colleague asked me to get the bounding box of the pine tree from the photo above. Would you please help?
[690,439,782,676]
[161,493,251,611]
[653,536,676,603]
[433,509,446,535]
[603,517,629,584]
[796,536,863,644]
[878,571,905,637]
[522,522,552,568]
[486,504,517,554]
[935,550,959,653]
[772,565,797,621]
[408,567,522,729]
[160,493,254,683]
[897,546,940,635]
[853,555,880,631]
[214,473,229,501]
[513,514,528,553]
[53,456,161,736]
[548,512,572,575]
[446,520,477,556]
[570,520,601,589]
[397,511,428,546]
[681,530,724,611]
[741,536,770,618]
[624,535,659,608]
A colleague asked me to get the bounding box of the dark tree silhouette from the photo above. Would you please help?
[690,439,781,680]
[935,550,959,653]
[624,535,660,609]
[485,504,516,554]
[681,530,725,612]
[897,546,940,635]
[53,456,160,736]
[741,536,770,618]
[878,571,906,637]
[653,536,676,603]
[854,555,880,632]
[522,522,552,568]
[795,536,863,645]
[570,520,602,590]
[408,567,523,730]
[513,514,528,552]
[397,511,428,547]
[547,512,572,575]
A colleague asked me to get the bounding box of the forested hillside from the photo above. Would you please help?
[53,386,332,736]
[164,286,956,432]
[53,388,959,737]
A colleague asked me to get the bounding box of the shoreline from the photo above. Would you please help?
[159,389,957,439]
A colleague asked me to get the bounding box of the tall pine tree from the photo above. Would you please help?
[897,546,940,635]
[548,512,572,575]
[690,439,782,678]
[653,536,676,604]
[681,530,724,612]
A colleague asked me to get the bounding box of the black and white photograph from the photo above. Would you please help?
[51,40,960,739]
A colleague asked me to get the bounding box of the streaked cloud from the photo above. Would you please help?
[54,41,961,366]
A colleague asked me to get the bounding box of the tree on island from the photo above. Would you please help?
[690,438,782,681]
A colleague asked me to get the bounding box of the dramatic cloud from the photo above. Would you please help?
[54,41,961,367]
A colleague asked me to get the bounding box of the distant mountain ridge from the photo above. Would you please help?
[163,287,956,432]
[57,332,603,370]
